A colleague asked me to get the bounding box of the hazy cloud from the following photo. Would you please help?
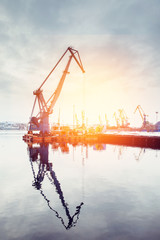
[0,0,160,122]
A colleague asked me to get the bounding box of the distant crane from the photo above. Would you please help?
[75,113,80,128]
[105,114,109,128]
[81,110,85,128]
[29,47,85,134]
[113,112,120,127]
[134,105,148,127]
[118,109,129,128]
[99,115,102,126]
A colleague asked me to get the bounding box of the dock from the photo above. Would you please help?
[23,132,160,150]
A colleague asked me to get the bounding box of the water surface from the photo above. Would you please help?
[1,131,160,240]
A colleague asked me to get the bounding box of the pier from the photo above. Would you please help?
[23,132,160,150]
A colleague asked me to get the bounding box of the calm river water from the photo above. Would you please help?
[1,131,160,240]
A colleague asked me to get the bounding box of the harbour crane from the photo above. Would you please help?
[118,109,129,127]
[113,112,120,128]
[75,113,80,128]
[134,105,148,127]
[99,115,102,126]
[29,47,85,134]
[105,114,109,128]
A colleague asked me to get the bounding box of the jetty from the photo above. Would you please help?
[23,132,160,150]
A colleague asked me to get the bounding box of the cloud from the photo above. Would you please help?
[1,0,159,35]
[0,0,160,122]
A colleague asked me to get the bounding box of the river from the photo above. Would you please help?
[0,131,160,240]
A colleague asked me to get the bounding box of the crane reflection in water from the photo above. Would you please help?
[27,143,84,230]
[26,140,149,231]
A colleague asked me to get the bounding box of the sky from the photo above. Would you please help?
[0,0,160,127]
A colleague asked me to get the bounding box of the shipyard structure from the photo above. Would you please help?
[23,47,160,149]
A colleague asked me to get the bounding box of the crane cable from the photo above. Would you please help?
[82,73,86,127]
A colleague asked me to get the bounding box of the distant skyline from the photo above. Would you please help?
[0,0,160,127]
